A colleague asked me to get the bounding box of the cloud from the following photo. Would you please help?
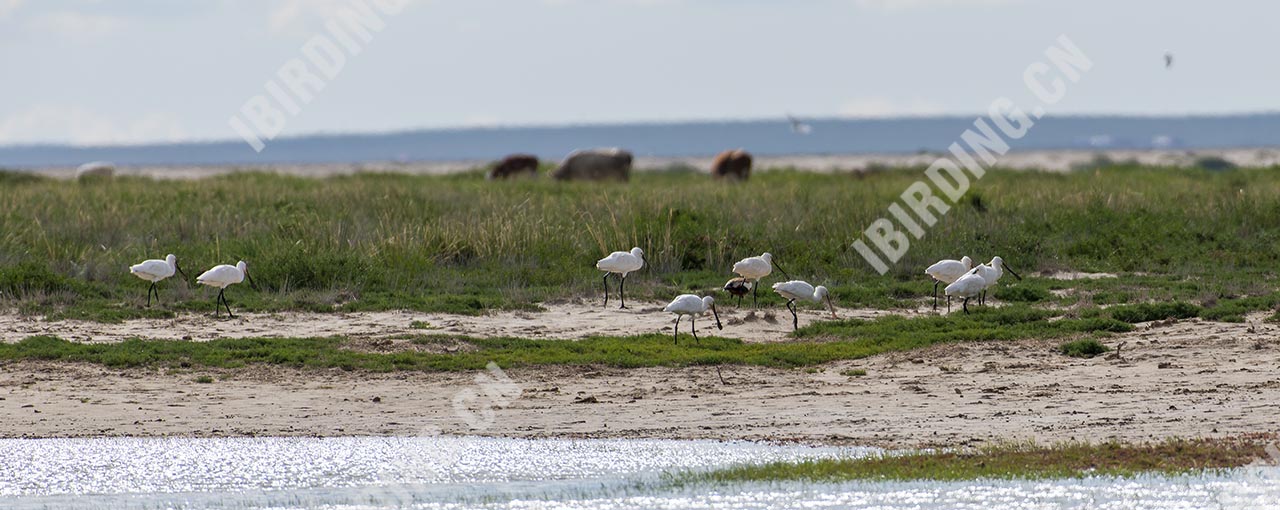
[853,0,1021,10]
[0,0,24,20]
[26,11,128,39]
[541,0,680,5]
[268,0,412,34]
[0,106,188,146]
[838,97,943,118]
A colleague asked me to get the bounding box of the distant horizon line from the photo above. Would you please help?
[4,110,1280,151]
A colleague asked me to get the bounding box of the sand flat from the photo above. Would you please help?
[0,303,917,345]
[1,313,1276,447]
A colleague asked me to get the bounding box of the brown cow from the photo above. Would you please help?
[488,154,539,180]
[551,148,632,181]
[711,149,752,180]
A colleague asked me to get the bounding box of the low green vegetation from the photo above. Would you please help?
[841,369,867,377]
[676,438,1268,482]
[2,165,1280,321]
[1059,339,1110,358]
[1104,302,1201,323]
[0,305,1127,371]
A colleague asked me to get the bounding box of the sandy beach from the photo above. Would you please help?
[2,310,1277,448]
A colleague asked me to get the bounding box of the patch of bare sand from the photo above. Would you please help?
[0,302,921,345]
[2,314,1277,447]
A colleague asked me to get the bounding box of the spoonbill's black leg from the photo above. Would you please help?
[218,289,234,318]
[787,299,798,330]
[213,289,223,317]
[932,281,938,311]
[963,297,970,315]
[691,316,699,343]
[601,273,610,308]
[947,295,952,313]
[752,280,758,307]
[673,316,680,345]
[619,275,627,310]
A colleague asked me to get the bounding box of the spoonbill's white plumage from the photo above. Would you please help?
[129,254,187,306]
[924,256,973,311]
[944,268,986,314]
[663,294,722,344]
[732,252,790,306]
[771,280,836,331]
[196,260,256,318]
[975,256,1021,305]
[596,247,644,309]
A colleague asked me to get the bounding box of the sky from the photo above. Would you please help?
[0,0,1274,146]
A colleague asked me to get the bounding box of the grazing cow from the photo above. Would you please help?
[711,149,752,180]
[551,148,632,181]
[488,154,539,180]
[75,161,115,180]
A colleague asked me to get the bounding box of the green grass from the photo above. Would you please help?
[676,438,1268,482]
[841,369,867,377]
[1059,339,1110,358]
[0,306,1127,371]
[1105,302,1202,323]
[5,165,1280,321]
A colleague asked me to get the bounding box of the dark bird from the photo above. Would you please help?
[1164,51,1174,69]
[723,277,752,307]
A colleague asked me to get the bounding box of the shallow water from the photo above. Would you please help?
[0,437,1276,509]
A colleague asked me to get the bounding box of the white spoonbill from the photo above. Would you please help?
[129,254,188,306]
[924,256,973,311]
[663,294,723,344]
[196,260,257,318]
[732,252,791,306]
[944,267,986,314]
[771,280,836,331]
[596,247,644,309]
[975,256,1021,305]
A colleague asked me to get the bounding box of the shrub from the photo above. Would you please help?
[1194,156,1236,171]
[995,285,1051,303]
[1108,302,1200,323]
[1059,339,1110,358]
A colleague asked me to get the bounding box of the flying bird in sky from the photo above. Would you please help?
[786,114,812,135]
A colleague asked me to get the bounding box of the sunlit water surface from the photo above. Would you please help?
[1,437,1276,509]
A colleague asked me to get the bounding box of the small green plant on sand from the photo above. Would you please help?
[1059,339,1110,358]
